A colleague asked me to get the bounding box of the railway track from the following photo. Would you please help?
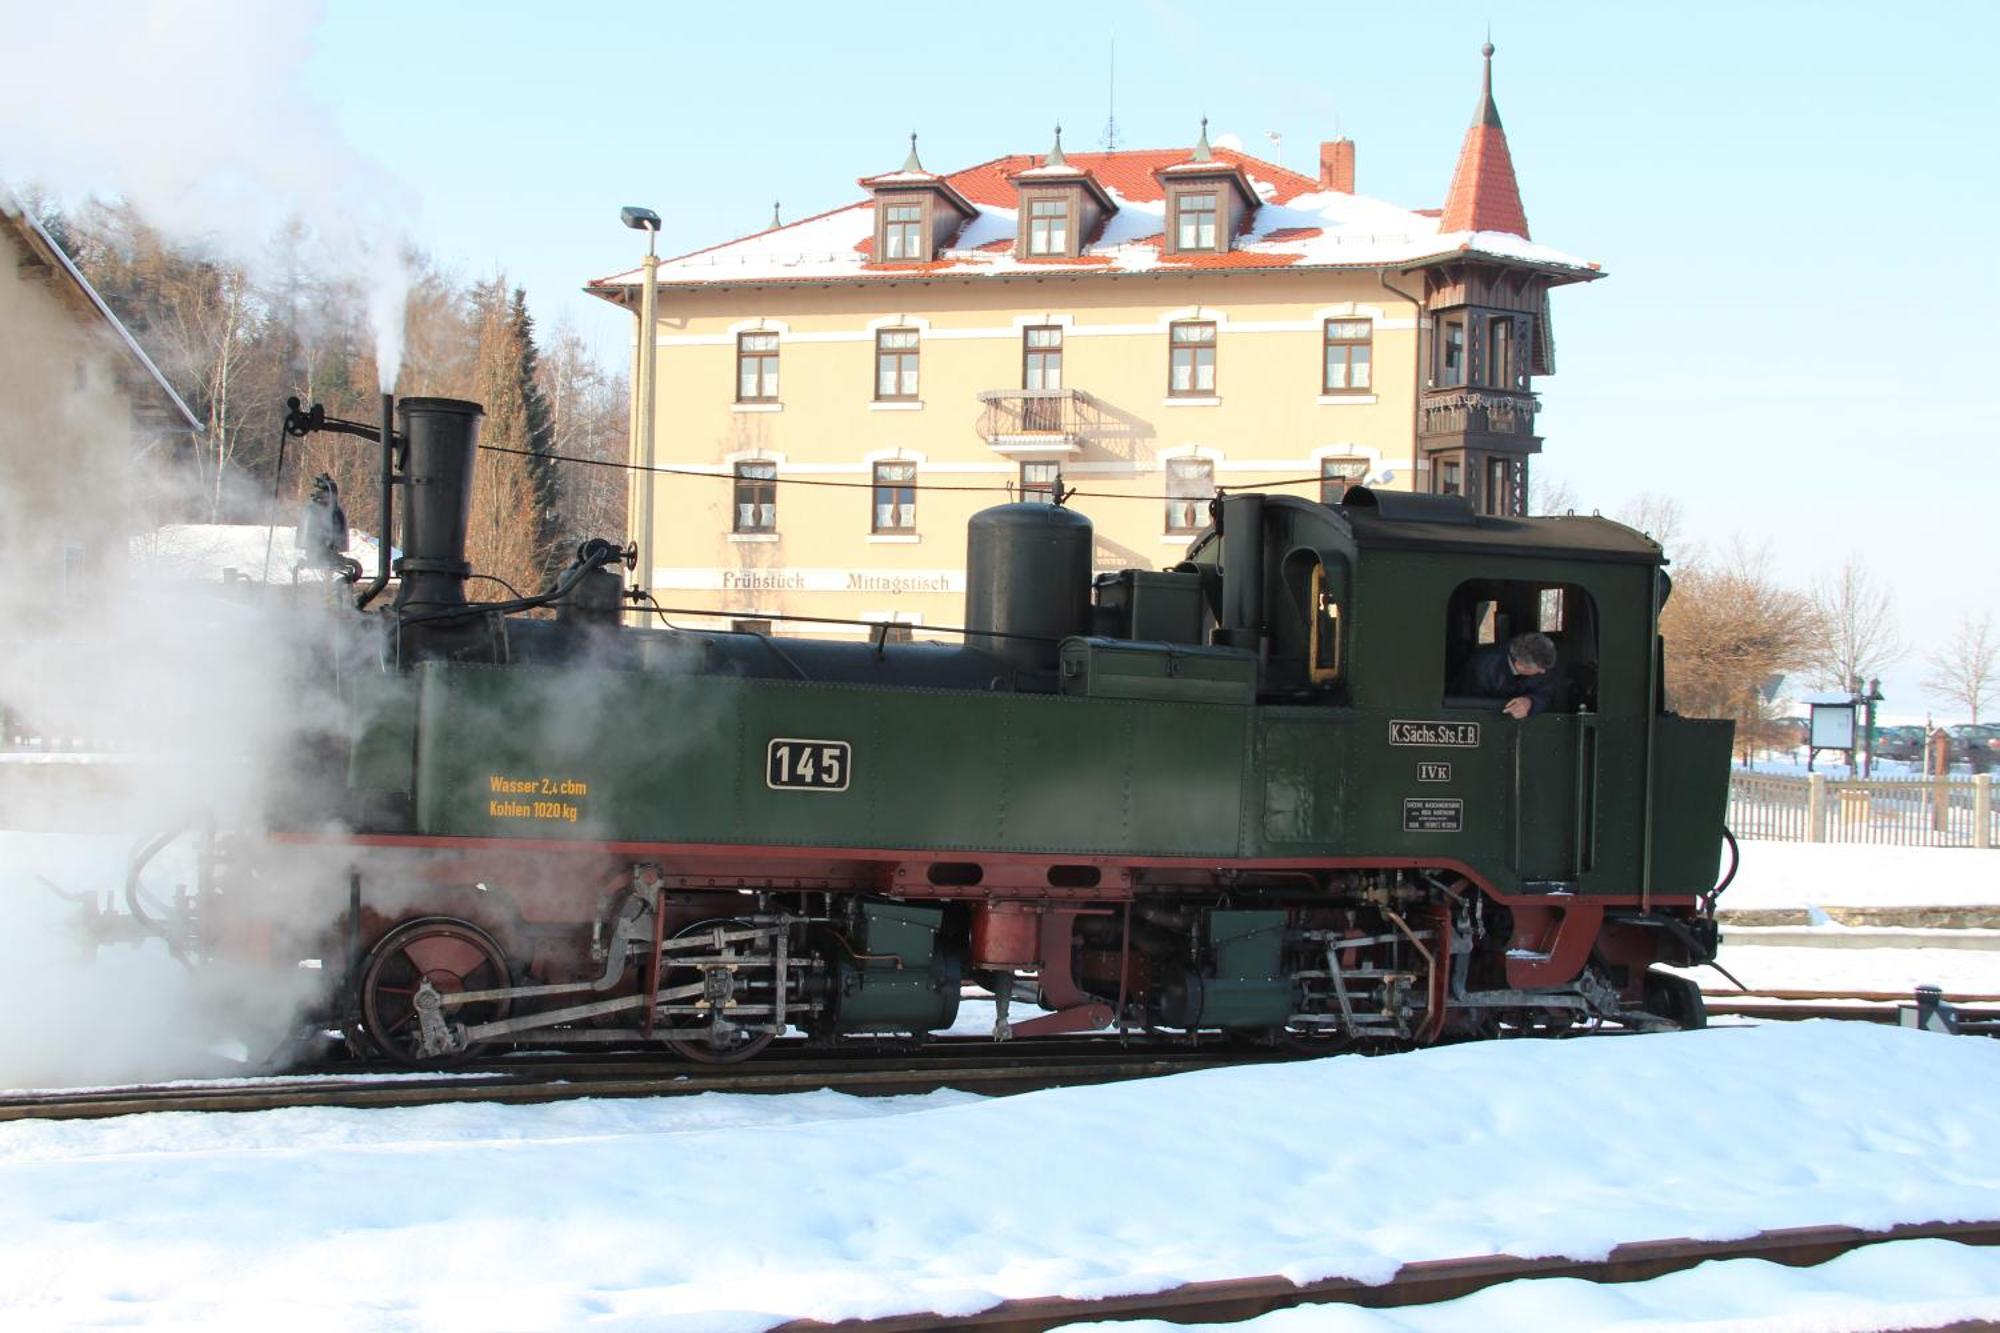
[1703,986,2000,1029]
[5,985,1990,1123]
[775,1220,2000,1331]
[0,1038,1296,1123]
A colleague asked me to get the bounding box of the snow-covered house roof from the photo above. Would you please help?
[588,118,1598,299]
[0,193,203,436]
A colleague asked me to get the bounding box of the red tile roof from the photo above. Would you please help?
[1440,123,1530,238]
[944,148,1319,208]
[1438,47,1531,238]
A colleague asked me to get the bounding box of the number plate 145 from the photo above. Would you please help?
[766,738,851,792]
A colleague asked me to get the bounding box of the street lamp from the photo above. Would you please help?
[621,206,662,622]
[1853,675,1885,777]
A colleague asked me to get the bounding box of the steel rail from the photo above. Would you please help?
[773,1220,2000,1332]
[0,1049,1282,1123]
[1704,987,2000,1004]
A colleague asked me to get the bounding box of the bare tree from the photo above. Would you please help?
[1616,493,1692,565]
[1925,611,1997,722]
[1658,539,1816,760]
[60,200,286,520]
[537,318,629,543]
[1528,471,1577,516]
[1806,558,1903,693]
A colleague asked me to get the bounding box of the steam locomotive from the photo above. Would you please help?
[187,393,1730,1064]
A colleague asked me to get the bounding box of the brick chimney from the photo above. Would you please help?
[1319,138,1355,193]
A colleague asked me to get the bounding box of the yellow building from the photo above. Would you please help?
[589,45,1598,639]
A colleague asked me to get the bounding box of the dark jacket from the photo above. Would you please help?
[1456,644,1557,716]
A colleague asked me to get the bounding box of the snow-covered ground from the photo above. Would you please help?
[1,1024,1996,1330]
[1717,840,2000,912]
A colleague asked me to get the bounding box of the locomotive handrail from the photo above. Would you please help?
[396,539,624,628]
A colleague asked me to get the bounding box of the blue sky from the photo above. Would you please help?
[16,0,2000,717]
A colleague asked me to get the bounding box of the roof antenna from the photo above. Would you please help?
[1100,36,1120,150]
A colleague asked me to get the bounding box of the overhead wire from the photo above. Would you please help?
[472,441,1331,502]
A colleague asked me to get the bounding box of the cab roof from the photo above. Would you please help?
[1334,488,1662,565]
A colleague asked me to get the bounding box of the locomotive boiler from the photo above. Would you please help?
[197,393,1731,1064]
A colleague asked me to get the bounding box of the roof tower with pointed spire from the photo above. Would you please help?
[1439,41,1531,238]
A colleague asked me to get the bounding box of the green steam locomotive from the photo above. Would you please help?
[245,394,1730,1063]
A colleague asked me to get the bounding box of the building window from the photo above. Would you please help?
[737,332,779,402]
[883,201,923,260]
[873,460,917,533]
[1323,320,1373,393]
[876,329,920,400]
[1487,316,1517,389]
[1020,461,1062,504]
[734,461,776,533]
[732,618,774,636]
[1319,458,1368,504]
[1165,458,1214,534]
[1022,325,1064,431]
[1026,198,1069,255]
[1024,326,1063,390]
[1440,318,1466,387]
[1485,457,1518,517]
[1169,321,1217,396]
[1437,458,1463,497]
[1175,192,1218,250]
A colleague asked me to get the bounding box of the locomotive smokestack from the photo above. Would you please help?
[393,397,484,613]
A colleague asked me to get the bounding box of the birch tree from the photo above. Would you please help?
[1806,558,1903,693]
[1925,612,1997,723]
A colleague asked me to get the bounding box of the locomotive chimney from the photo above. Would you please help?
[393,397,484,613]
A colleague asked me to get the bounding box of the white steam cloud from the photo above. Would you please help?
[0,2,417,1086]
[0,0,415,386]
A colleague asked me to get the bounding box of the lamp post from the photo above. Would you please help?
[1856,675,1884,777]
[620,205,662,623]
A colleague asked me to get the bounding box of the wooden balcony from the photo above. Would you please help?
[1419,388,1542,454]
[975,388,1100,455]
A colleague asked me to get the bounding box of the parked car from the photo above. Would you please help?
[1950,723,2000,773]
[1872,725,1926,763]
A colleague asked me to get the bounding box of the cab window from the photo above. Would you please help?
[1443,579,1600,712]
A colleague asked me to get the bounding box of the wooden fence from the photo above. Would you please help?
[1729,772,1997,849]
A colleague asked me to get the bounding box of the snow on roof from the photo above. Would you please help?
[132,524,390,584]
[589,147,1600,293]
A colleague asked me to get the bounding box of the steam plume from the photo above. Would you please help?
[0,0,415,386]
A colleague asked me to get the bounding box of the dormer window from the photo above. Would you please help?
[1027,198,1069,255]
[882,202,923,260]
[860,136,977,267]
[1009,129,1115,262]
[1175,193,1218,250]
[1156,121,1259,257]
